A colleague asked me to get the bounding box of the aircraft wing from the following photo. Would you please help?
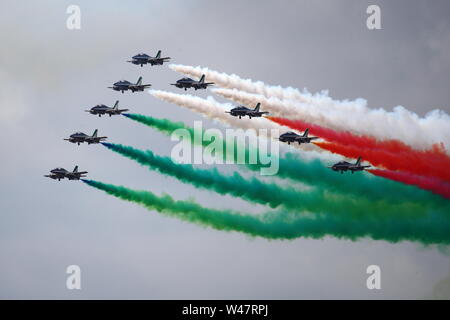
[132,84,152,89]
[88,137,107,142]
[251,111,269,116]
[71,171,88,176]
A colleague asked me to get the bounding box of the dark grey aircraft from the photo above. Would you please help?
[64,129,107,145]
[108,77,151,93]
[279,129,318,145]
[171,74,214,90]
[86,101,129,117]
[44,166,88,181]
[329,157,371,174]
[226,103,269,119]
[127,50,171,67]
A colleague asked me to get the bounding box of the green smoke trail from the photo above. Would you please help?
[123,113,449,208]
[123,113,191,136]
[101,142,437,219]
[82,179,450,245]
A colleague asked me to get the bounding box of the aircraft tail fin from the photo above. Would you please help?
[113,100,119,110]
[92,129,98,138]
[136,76,143,86]
[199,74,205,84]
[155,50,161,59]
[254,102,261,112]
[73,165,78,173]
[303,128,309,137]
[355,156,362,166]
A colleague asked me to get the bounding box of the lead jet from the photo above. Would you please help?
[108,77,151,93]
[127,50,171,67]
[64,129,107,146]
[279,129,318,145]
[329,157,371,174]
[171,74,214,90]
[86,100,129,117]
[44,166,88,181]
[226,103,269,119]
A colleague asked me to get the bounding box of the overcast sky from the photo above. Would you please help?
[0,0,449,299]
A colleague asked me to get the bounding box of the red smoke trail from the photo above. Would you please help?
[368,169,450,199]
[315,141,450,183]
[269,117,450,183]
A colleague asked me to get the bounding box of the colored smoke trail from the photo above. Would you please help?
[279,153,449,207]
[102,142,445,218]
[270,117,450,183]
[123,112,254,165]
[368,169,450,199]
[213,88,450,152]
[123,113,190,135]
[101,142,321,212]
[149,90,321,153]
[169,64,305,101]
[82,179,450,245]
[315,141,450,185]
[123,113,449,208]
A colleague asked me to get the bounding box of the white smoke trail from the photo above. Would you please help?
[170,64,450,151]
[169,64,305,101]
[212,89,450,152]
[149,90,337,159]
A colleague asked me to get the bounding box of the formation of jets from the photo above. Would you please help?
[86,100,129,117]
[44,166,87,181]
[171,75,215,90]
[64,129,107,145]
[46,49,371,181]
[226,103,269,119]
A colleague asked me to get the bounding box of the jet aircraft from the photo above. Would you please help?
[127,50,171,67]
[108,77,151,93]
[64,129,107,145]
[226,103,269,119]
[171,75,214,90]
[85,100,129,117]
[329,157,371,174]
[44,166,88,181]
[279,129,318,144]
